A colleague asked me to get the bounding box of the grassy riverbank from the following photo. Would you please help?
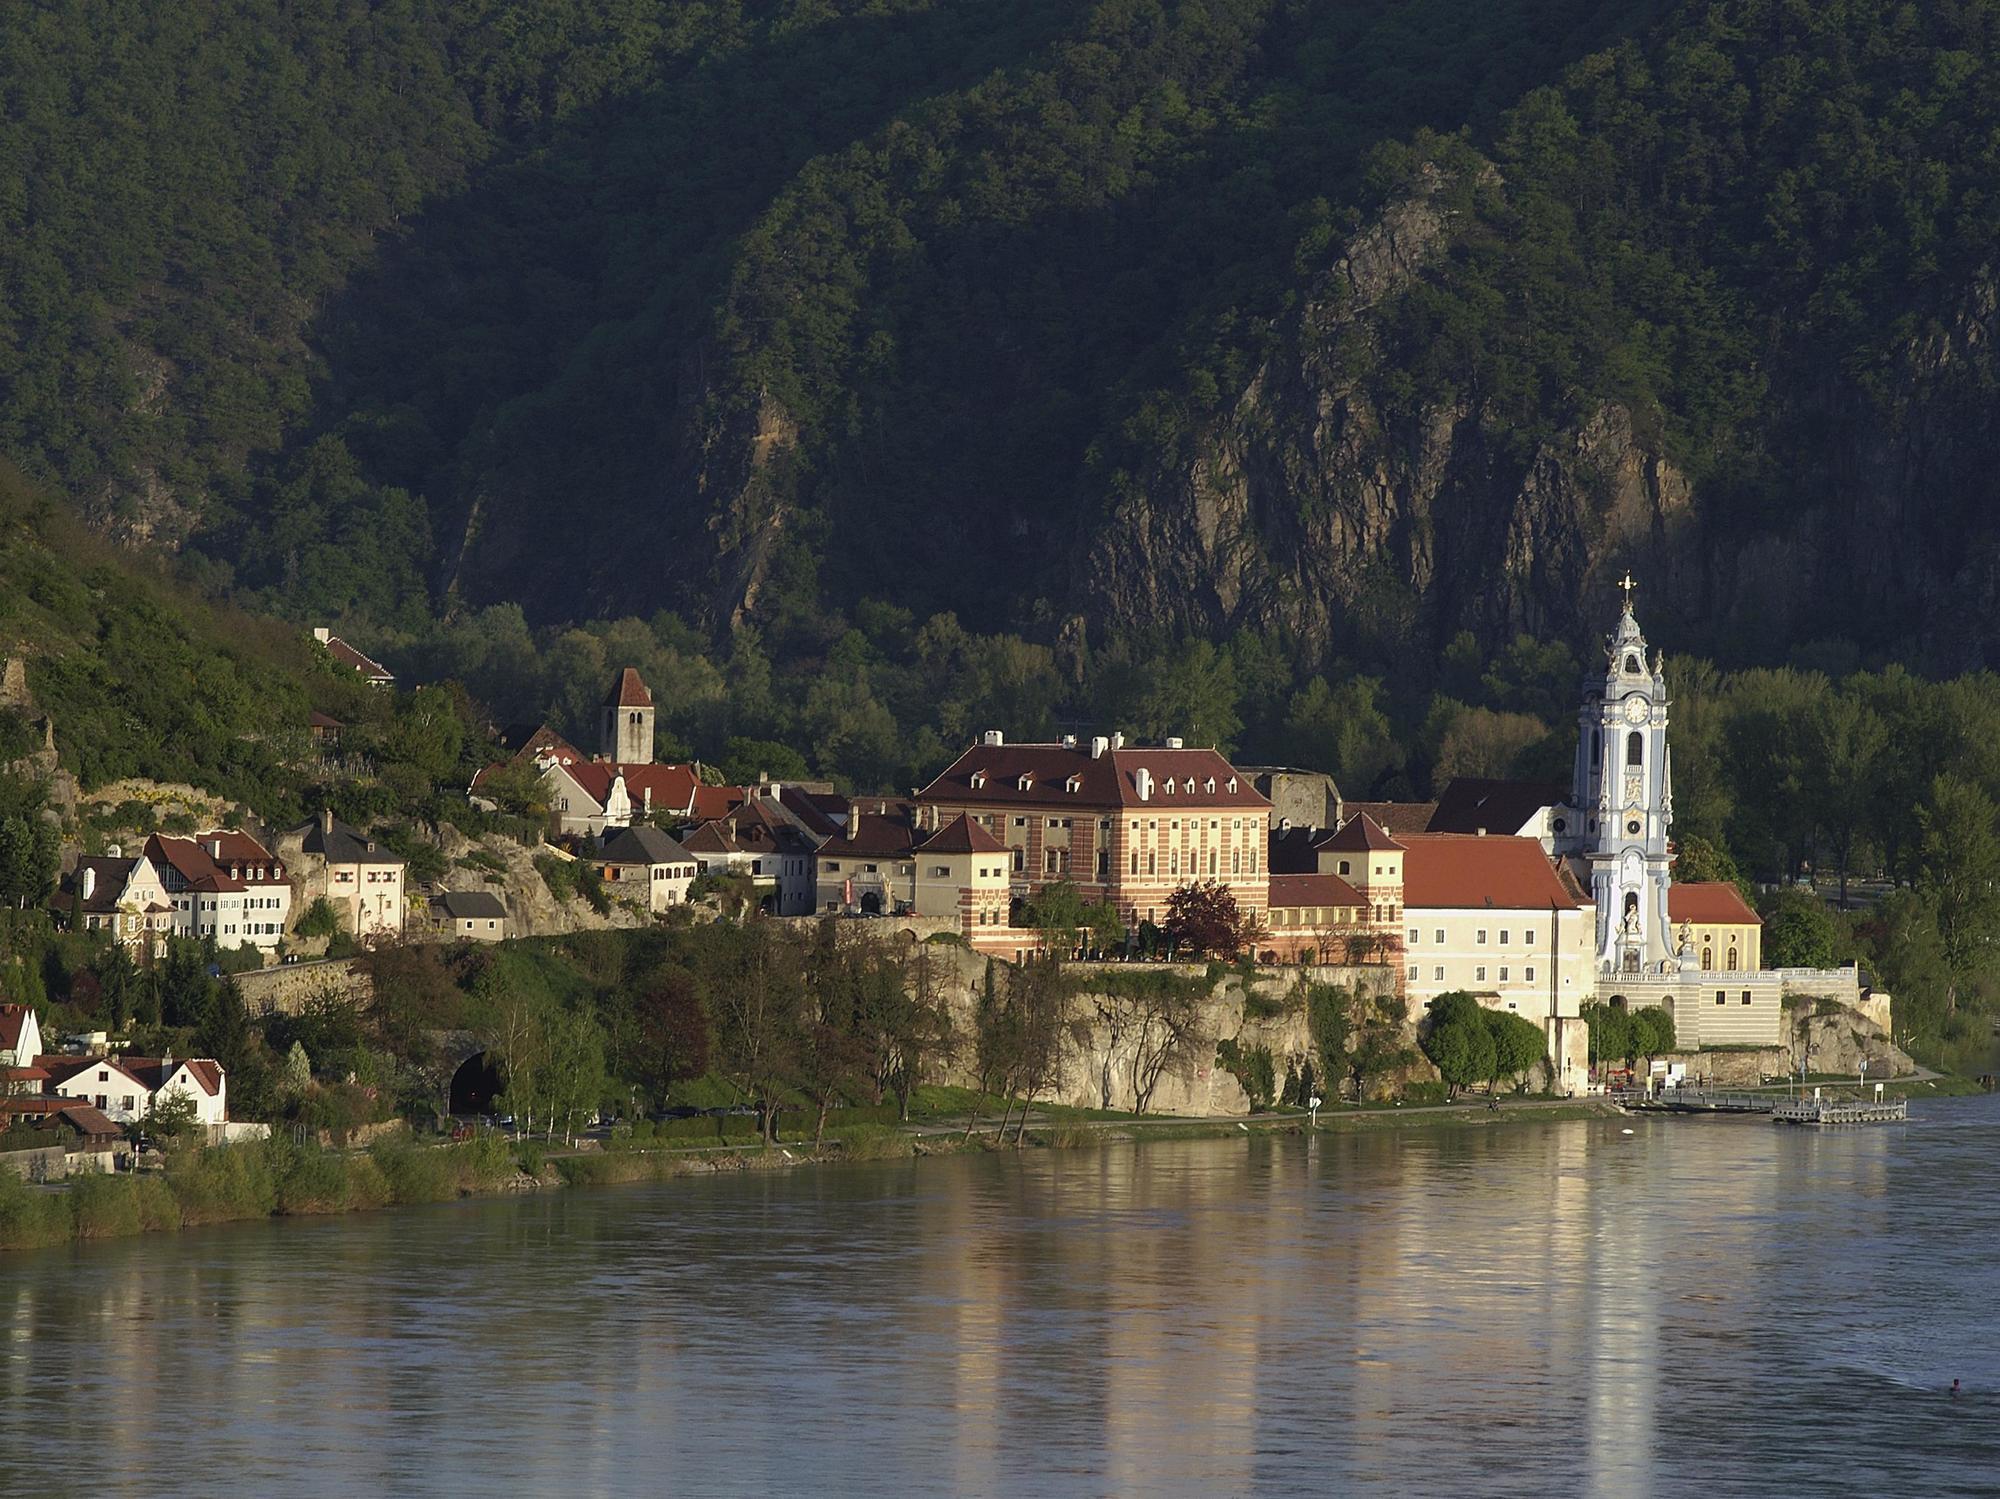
[12,1086,1953,1253]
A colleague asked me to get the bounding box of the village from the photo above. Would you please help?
[0,592,1904,1180]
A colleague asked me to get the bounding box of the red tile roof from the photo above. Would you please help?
[560,762,702,818]
[1326,813,1404,852]
[821,813,920,859]
[321,635,393,682]
[918,741,1269,811]
[1268,872,1365,909]
[1342,800,1439,836]
[688,784,750,821]
[1,1004,38,1053]
[1397,834,1590,911]
[606,667,653,709]
[916,814,1007,856]
[144,832,284,891]
[1668,882,1761,926]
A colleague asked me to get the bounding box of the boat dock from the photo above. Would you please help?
[1769,1094,1908,1126]
[1610,1086,1907,1125]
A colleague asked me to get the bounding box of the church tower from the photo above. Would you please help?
[1556,577,1674,975]
[601,668,655,765]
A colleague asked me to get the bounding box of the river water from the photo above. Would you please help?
[4,1096,1997,1497]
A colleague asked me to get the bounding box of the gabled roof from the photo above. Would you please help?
[50,1102,120,1139]
[1668,882,1762,926]
[777,785,843,840]
[64,856,144,912]
[111,1057,223,1096]
[598,825,693,866]
[1267,872,1366,909]
[308,710,344,731]
[1342,800,1439,836]
[917,741,1269,810]
[1426,778,1567,836]
[689,783,750,821]
[606,667,653,708]
[145,831,285,891]
[820,812,920,859]
[39,1054,147,1090]
[1397,834,1590,911]
[559,761,702,818]
[916,814,1007,856]
[1325,813,1404,852]
[431,890,509,921]
[294,814,406,866]
[320,634,393,682]
[0,1004,37,1053]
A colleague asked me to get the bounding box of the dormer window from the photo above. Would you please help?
[1226,777,1237,793]
[1065,775,1082,793]
[1204,777,1215,794]
[1183,777,1195,794]
[1017,774,1033,791]
[969,771,987,790]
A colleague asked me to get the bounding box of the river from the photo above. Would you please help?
[4,1096,1997,1496]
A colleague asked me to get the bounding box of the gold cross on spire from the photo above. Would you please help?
[1619,571,1636,610]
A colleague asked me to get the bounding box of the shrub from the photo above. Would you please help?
[515,1141,547,1177]
[70,1172,180,1238]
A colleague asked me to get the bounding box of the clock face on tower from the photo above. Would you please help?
[1623,695,1649,724]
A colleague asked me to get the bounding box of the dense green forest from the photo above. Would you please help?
[6,0,2000,668]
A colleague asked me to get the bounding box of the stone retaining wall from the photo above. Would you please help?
[235,957,372,1016]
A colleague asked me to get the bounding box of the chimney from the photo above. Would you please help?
[320,807,334,836]
[82,866,97,901]
[642,786,653,813]
[1136,768,1153,802]
[1090,736,1108,759]
[1061,734,1077,750]
[982,729,1005,747]
[1476,827,1487,837]
[209,839,223,859]
[312,627,330,644]
[1110,732,1124,751]
[107,843,122,858]
[1164,736,1184,750]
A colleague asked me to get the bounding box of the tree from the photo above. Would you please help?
[710,926,804,1145]
[283,1040,312,1094]
[1630,1005,1675,1058]
[1672,835,1752,905]
[1799,692,1888,907]
[1163,880,1243,958]
[628,968,713,1105]
[1760,889,1841,969]
[539,1007,608,1145]
[144,1088,200,1145]
[1913,773,2000,1007]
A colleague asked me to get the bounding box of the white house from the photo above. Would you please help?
[594,826,700,913]
[59,854,175,957]
[43,1054,227,1128]
[292,810,407,939]
[145,831,293,954]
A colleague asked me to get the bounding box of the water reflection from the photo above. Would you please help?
[3,1099,1998,1497]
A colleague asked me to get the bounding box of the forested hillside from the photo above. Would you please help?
[10,0,2000,678]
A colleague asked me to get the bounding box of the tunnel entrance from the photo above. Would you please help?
[449,1051,506,1115]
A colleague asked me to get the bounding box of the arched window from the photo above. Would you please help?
[1701,946,1713,969]
[1727,947,1738,971]
[1625,653,1640,673]
[1626,731,1643,767]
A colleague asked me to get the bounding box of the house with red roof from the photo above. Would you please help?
[812,812,1022,952]
[1666,882,1762,973]
[311,627,394,687]
[915,730,1273,933]
[681,794,824,915]
[41,1052,228,1128]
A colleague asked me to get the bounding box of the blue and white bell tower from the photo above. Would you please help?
[1554,575,1675,975]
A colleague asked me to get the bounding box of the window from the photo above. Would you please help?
[1338,859,1351,876]
[1232,849,1242,874]
[1408,928,1420,945]
[1741,991,1753,1006]
[1702,946,1713,969]
[1499,967,1509,982]
[1147,853,1157,875]
[1014,817,1027,828]
[1407,965,1419,980]
[1476,929,1488,944]
[1716,991,1727,1006]
[1727,947,1738,971]
[1499,929,1510,944]
[1524,967,1535,983]
[1626,653,1640,673]
[1433,966,1444,982]
[1525,931,1535,946]
[864,863,879,874]
[1130,851,1139,875]
[1475,966,1486,982]
[1626,731,1643,766]
[1012,848,1024,873]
